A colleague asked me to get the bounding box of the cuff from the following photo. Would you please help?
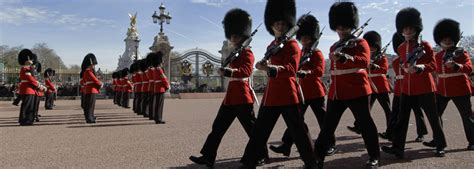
[416,65,426,74]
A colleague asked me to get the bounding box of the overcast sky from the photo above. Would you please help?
[1,0,473,71]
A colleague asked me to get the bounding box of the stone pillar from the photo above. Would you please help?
[219,40,233,91]
[150,32,174,93]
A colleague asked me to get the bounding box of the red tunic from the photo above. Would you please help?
[82,68,102,94]
[398,40,436,96]
[112,78,117,92]
[123,77,133,93]
[19,66,38,95]
[153,67,170,94]
[435,49,472,97]
[328,38,372,100]
[261,39,300,106]
[136,72,143,93]
[368,55,390,94]
[79,79,84,93]
[142,70,150,93]
[147,68,155,93]
[392,56,405,97]
[45,79,56,94]
[223,48,255,105]
[299,49,326,100]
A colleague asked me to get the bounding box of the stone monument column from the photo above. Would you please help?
[150,32,174,92]
[117,13,140,70]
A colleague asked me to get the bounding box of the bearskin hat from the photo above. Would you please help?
[81,53,97,71]
[223,8,252,40]
[129,63,136,73]
[392,32,405,55]
[329,2,359,31]
[18,49,34,65]
[139,59,149,72]
[433,19,460,46]
[396,7,423,34]
[122,68,129,77]
[112,72,116,79]
[363,31,382,52]
[264,0,296,36]
[296,14,320,41]
[35,62,42,73]
[44,68,53,78]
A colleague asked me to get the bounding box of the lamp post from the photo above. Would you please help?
[134,39,140,62]
[152,3,172,34]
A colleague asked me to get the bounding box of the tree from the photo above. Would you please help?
[31,43,68,70]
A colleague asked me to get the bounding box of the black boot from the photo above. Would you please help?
[422,140,436,148]
[366,159,379,169]
[269,144,291,157]
[381,146,404,159]
[347,126,361,134]
[189,155,213,168]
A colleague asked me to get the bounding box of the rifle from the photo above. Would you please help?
[222,23,263,67]
[261,11,311,62]
[333,18,372,53]
[372,41,391,62]
[299,25,325,68]
[406,34,425,66]
[443,32,464,63]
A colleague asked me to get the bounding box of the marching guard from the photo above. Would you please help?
[81,53,102,123]
[121,68,132,108]
[150,52,168,124]
[423,18,474,150]
[269,14,337,157]
[382,7,447,158]
[379,33,428,142]
[18,49,46,125]
[240,0,318,168]
[44,68,56,110]
[189,8,265,168]
[314,2,380,168]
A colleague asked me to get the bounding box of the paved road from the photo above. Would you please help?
[1,97,473,168]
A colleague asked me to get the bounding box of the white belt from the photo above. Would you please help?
[438,73,465,78]
[228,77,249,82]
[20,80,29,82]
[396,75,404,80]
[368,74,385,78]
[149,80,154,82]
[331,68,366,76]
[142,81,149,84]
[133,82,141,85]
[154,80,162,83]
[85,81,95,85]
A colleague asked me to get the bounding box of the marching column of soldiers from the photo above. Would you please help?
[184,0,473,169]
[111,52,169,124]
[15,0,474,168]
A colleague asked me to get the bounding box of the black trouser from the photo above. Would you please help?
[392,93,446,151]
[45,93,54,109]
[141,92,151,116]
[83,93,97,122]
[19,94,35,124]
[436,94,474,145]
[34,95,41,119]
[132,92,137,112]
[122,92,130,108]
[113,91,118,104]
[241,105,316,167]
[280,97,335,148]
[385,95,428,137]
[148,93,156,120]
[13,95,21,105]
[135,92,142,114]
[315,95,380,161]
[353,93,391,131]
[200,104,263,163]
[153,93,165,122]
[80,93,85,110]
[117,91,123,106]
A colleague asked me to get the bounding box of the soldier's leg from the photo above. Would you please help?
[282,105,317,166]
[419,93,447,151]
[315,99,347,161]
[348,95,380,160]
[240,106,280,167]
[452,95,474,146]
